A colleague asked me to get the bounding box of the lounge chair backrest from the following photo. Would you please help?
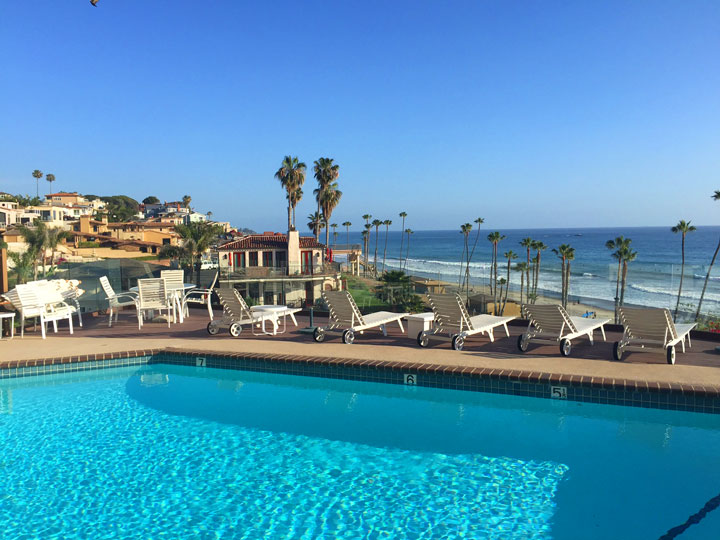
[208,271,219,290]
[522,304,577,335]
[100,276,116,299]
[215,288,253,319]
[427,293,473,333]
[619,307,675,343]
[138,278,167,309]
[14,284,48,315]
[161,270,184,292]
[322,290,365,327]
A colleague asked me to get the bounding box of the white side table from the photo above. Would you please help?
[406,312,434,339]
[0,312,15,340]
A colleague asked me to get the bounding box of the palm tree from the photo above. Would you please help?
[8,250,35,284]
[331,223,338,248]
[531,241,547,303]
[45,227,72,272]
[497,278,507,314]
[32,170,43,198]
[606,236,632,323]
[398,211,407,269]
[519,237,534,304]
[619,247,637,309]
[307,212,325,238]
[361,229,369,275]
[45,173,56,194]
[182,195,192,209]
[275,156,307,231]
[161,222,224,287]
[671,220,697,321]
[288,187,303,226]
[487,232,506,313]
[382,219,392,273]
[362,214,372,272]
[565,246,576,308]
[459,223,472,302]
[502,250,517,313]
[465,217,484,297]
[313,158,340,241]
[206,211,213,220]
[16,221,47,280]
[319,184,342,249]
[404,229,413,271]
[696,191,720,321]
[552,244,574,308]
[342,221,352,247]
[372,219,383,276]
[515,262,529,306]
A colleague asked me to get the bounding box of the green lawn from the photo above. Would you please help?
[343,274,389,310]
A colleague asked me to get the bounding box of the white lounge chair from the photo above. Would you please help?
[136,278,173,329]
[3,284,74,339]
[100,276,138,327]
[182,271,218,321]
[313,290,408,344]
[417,293,516,351]
[518,304,610,357]
[161,269,186,323]
[614,307,696,365]
[32,279,83,328]
[208,288,293,337]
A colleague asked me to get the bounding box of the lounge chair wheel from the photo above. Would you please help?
[612,342,623,361]
[417,331,429,347]
[517,334,529,352]
[342,329,355,345]
[451,334,464,351]
[559,339,572,357]
[313,327,326,343]
[207,322,219,336]
[229,323,242,338]
[666,345,676,365]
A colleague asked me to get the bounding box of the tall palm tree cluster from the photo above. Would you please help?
[274,156,342,259]
[31,169,57,199]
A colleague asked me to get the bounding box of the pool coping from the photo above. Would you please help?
[3,347,720,413]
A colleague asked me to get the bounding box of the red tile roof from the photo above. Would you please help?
[218,234,324,251]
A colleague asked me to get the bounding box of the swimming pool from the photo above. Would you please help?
[1,364,718,539]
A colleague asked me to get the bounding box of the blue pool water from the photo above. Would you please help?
[1,365,719,539]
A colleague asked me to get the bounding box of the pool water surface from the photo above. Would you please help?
[0,364,718,539]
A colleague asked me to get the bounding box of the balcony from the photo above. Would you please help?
[220,262,341,281]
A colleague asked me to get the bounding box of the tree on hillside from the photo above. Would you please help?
[143,196,160,205]
[275,156,306,231]
[181,195,192,209]
[16,221,47,280]
[46,227,72,271]
[671,220,696,321]
[32,170,43,198]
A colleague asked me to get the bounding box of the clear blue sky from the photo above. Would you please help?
[1,1,718,232]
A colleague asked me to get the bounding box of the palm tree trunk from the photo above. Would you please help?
[316,202,321,241]
[399,218,405,268]
[520,273,524,307]
[382,226,389,274]
[405,233,411,273]
[492,244,498,313]
[525,248,531,304]
[325,220,330,255]
[287,202,292,231]
[566,262,571,308]
[695,236,720,321]
[614,259,622,324]
[674,236,686,322]
[534,253,542,304]
[465,235,471,303]
[458,238,466,288]
[620,261,628,308]
[373,228,379,277]
[503,259,511,313]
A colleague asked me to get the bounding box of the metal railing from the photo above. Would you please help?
[220,262,341,280]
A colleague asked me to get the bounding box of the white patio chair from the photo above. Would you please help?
[614,307,696,365]
[418,292,516,351]
[517,304,610,357]
[313,290,408,344]
[161,270,185,323]
[100,276,138,327]
[136,278,173,329]
[5,284,74,339]
[182,271,218,321]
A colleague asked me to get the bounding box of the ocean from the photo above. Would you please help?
[333,226,720,318]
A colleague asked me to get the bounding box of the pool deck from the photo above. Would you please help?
[2,308,720,393]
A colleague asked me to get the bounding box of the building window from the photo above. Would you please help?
[162,238,170,245]
[249,252,258,267]
[301,251,313,274]
[275,251,287,269]
[262,251,273,267]
[233,252,245,268]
